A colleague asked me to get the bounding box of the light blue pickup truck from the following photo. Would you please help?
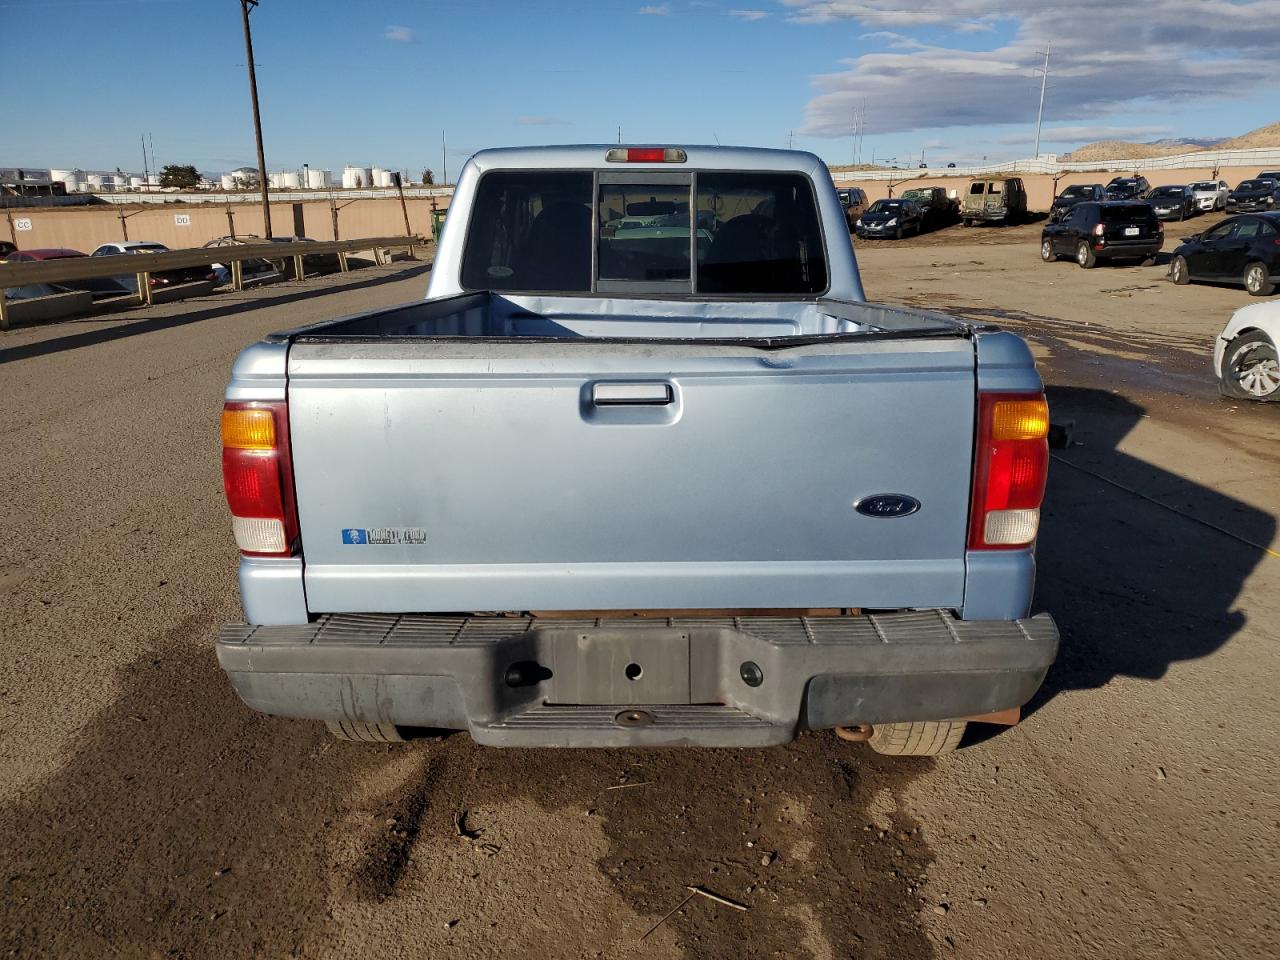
[216,145,1057,755]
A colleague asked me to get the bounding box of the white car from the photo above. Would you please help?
[1215,300,1280,400]
[1188,180,1230,213]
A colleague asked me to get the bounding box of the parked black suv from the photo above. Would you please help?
[1050,183,1105,222]
[1170,212,1280,296]
[1040,201,1163,268]
[1226,179,1277,213]
[1104,176,1151,201]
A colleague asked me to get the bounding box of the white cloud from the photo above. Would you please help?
[384,25,415,43]
[639,4,671,14]
[516,116,572,126]
[728,9,771,19]
[790,1,1280,138]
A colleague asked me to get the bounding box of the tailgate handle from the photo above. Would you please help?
[591,382,673,406]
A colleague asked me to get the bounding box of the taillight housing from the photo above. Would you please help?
[968,393,1049,550]
[1092,223,1105,237]
[221,401,299,556]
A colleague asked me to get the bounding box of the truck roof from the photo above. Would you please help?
[467,144,828,175]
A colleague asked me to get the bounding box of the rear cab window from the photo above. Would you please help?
[461,169,827,296]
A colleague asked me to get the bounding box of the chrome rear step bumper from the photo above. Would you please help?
[216,610,1058,747]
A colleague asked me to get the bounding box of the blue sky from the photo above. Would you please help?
[4,0,1277,175]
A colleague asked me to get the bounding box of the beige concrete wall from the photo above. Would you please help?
[5,195,450,253]
[834,164,1265,211]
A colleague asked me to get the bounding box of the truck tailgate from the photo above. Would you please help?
[287,337,976,613]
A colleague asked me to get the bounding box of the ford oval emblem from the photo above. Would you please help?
[854,494,921,518]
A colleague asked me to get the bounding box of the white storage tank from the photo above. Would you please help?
[268,173,282,188]
[279,171,301,189]
[372,167,393,188]
[306,168,330,189]
[130,176,145,189]
[341,165,361,189]
[86,174,105,191]
[221,174,236,190]
[52,168,81,192]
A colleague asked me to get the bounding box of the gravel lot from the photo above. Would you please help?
[1,234,1276,960]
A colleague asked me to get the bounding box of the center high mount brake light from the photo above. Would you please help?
[605,147,688,163]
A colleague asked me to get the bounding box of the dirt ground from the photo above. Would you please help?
[1,231,1277,959]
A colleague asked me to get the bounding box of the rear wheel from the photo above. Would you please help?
[325,720,405,742]
[1076,241,1097,269]
[1040,238,1057,262]
[1244,261,1276,297]
[866,721,967,756]
[1170,255,1191,285]
[1220,331,1280,400]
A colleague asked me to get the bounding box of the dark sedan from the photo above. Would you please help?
[853,199,923,239]
[1050,183,1105,222]
[1147,185,1196,221]
[1040,201,1163,268]
[1225,179,1277,213]
[1169,212,1280,296]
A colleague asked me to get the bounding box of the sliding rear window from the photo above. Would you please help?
[461,169,826,296]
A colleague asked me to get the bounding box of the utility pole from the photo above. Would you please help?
[617,125,621,144]
[1033,41,1051,160]
[140,133,149,188]
[393,172,412,237]
[442,129,447,186]
[240,0,272,237]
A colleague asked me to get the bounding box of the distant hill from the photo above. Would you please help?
[1063,122,1279,162]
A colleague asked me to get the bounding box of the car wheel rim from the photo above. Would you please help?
[1042,241,1052,260]
[1172,260,1183,282]
[1246,266,1264,293]
[1234,343,1280,397]
[1077,245,1088,265]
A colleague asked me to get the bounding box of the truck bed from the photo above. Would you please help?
[271,291,972,345]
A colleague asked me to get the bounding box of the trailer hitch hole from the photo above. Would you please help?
[624,662,643,681]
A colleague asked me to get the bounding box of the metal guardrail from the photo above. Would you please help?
[0,234,426,330]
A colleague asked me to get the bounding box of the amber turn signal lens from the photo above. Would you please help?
[221,407,276,450]
[989,398,1049,441]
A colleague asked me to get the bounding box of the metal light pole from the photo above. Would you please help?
[240,0,272,237]
[1033,41,1051,160]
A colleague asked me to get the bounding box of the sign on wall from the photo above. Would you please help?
[174,214,191,226]
[14,217,32,231]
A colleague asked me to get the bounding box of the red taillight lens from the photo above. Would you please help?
[1092,223,1105,237]
[968,393,1049,550]
[221,401,299,556]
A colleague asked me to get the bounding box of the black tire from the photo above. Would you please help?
[1076,241,1097,269]
[1244,261,1276,297]
[1170,255,1191,285]
[1219,331,1280,401]
[1040,238,1057,262]
[895,225,903,240]
[325,720,405,742]
[867,721,967,756]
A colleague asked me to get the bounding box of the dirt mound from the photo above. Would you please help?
[1216,121,1280,150]
[1062,140,1185,162]
[1064,122,1280,162]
